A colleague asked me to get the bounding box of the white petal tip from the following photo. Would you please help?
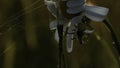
[66,34,73,53]
[67,48,73,53]
[50,20,58,30]
[55,30,59,43]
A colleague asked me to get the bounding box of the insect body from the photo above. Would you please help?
[75,22,86,44]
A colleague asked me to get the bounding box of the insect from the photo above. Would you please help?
[73,16,94,44]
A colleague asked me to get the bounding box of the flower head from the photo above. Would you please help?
[45,0,109,53]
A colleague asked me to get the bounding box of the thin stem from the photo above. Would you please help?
[56,0,66,68]
[103,19,120,55]
[57,25,63,68]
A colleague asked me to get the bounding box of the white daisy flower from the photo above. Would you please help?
[45,0,109,53]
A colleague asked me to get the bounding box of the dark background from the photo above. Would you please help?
[0,0,120,68]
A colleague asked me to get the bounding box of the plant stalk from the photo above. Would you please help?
[103,19,120,55]
[57,25,66,68]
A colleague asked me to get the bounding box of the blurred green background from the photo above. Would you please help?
[0,0,120,68]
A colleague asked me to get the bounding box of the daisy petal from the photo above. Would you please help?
[44,0,57,17]
[67,6,84,14]
[84,29,95,34]
[71,15,82,25]
[50,20,58,30]
[50,19,68,30]
[84,6,109,22]
[66,34,74,53]
[55,29,59,43]
[67,0,85,8]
